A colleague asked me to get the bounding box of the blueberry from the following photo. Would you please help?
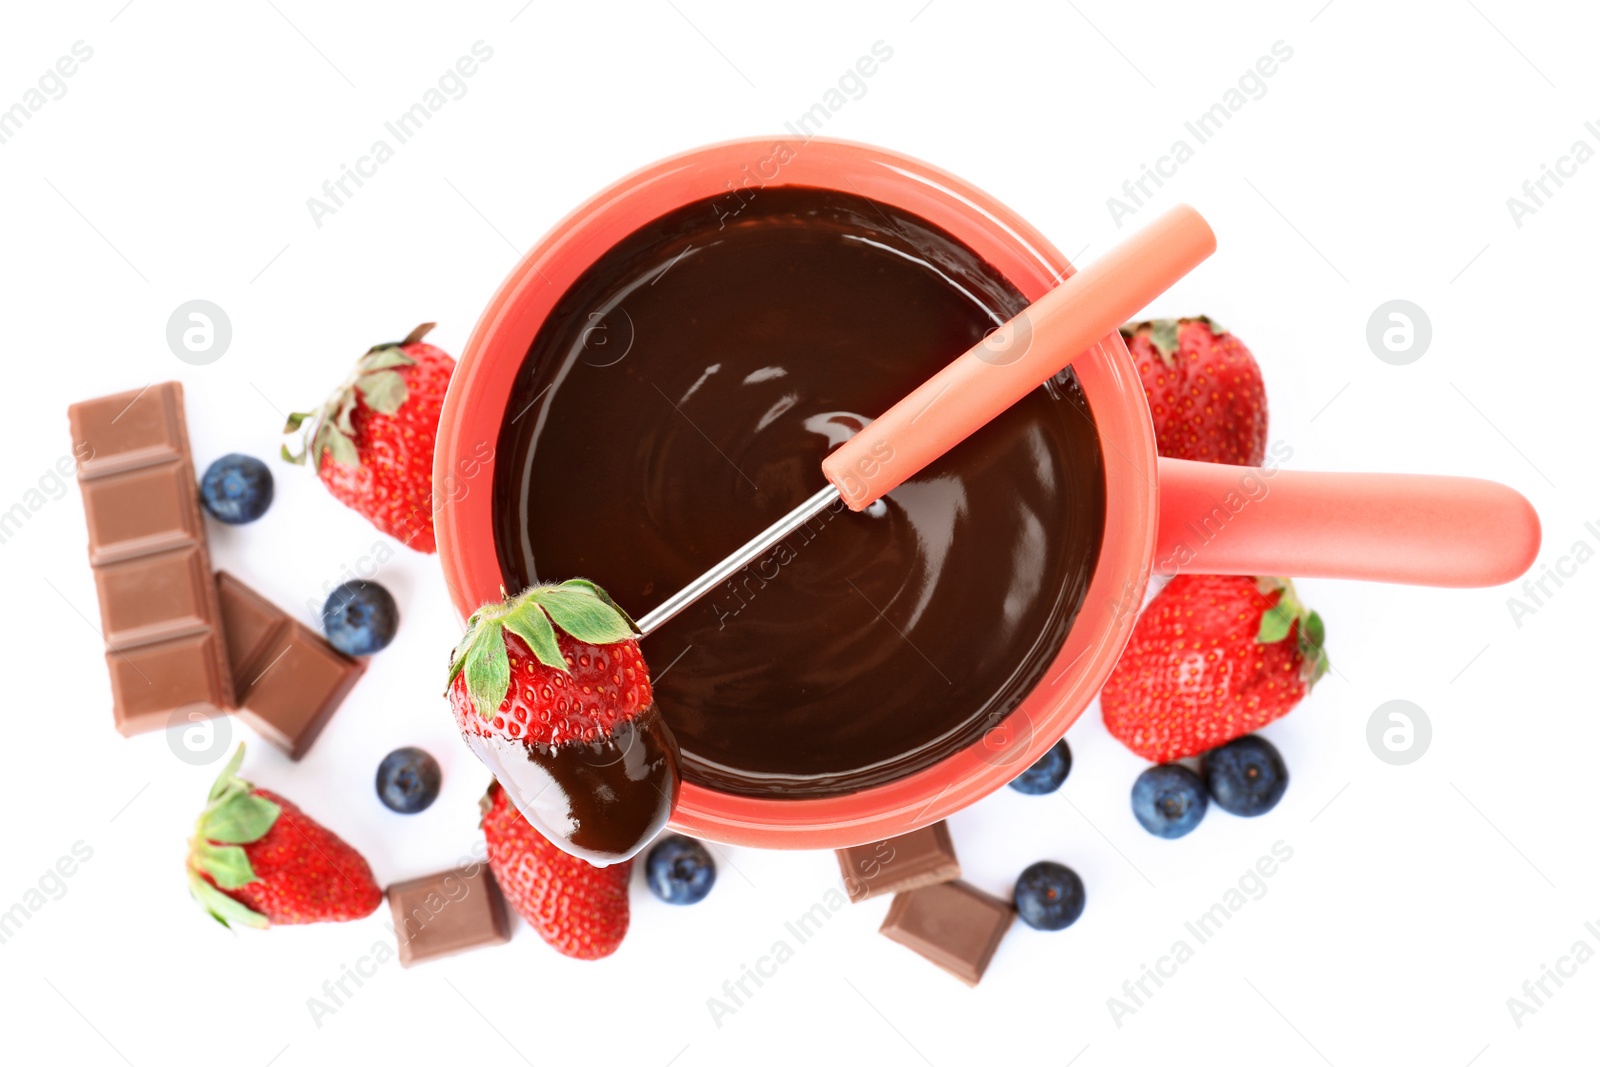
[1014,860,1085,931]
[200,453,273,524]
[1131,764,1208,839]
[1008,738,1072,795]
[1203,735,1289,817]
[375,747,440,813]
[321,580,398,656]
[645,835,716,905]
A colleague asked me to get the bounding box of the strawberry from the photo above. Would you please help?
[1100,575,1328,763]
[282,322,454,553]
[480,781,632,960]
[186,744,382,927]
[1121,316,1267,467]
[446,580,679,865]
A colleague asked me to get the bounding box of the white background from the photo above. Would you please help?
[2,1,1596,1064]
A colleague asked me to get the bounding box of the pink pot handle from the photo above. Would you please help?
[1155,457,1541,587]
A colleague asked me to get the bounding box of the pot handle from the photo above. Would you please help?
[1155,457,1541,587]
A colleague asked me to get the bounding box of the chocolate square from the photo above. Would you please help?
[387,865,511,967]
[68,383,186,479]
[879,880,1014,986]
[94,545,211,648]
[80,460,204,566]
[106,631,230,736]
[836,821,960,903]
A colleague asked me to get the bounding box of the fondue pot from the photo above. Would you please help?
[434,138,1540,850]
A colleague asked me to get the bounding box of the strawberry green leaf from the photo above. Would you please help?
[355,369,408,414]
[360,347,417,373]
[1193,314,1226,336]
[320,424,360,468]
[1299,611,1330,686]
[188,870,269,930]
[557,579,641,634]
[209,743,248,801]
[1256,601,1295,644]
[1147,319,1180,362]
[200,791,281,845]
[444,628,476,693]
[451,626,475,663]
[503,601,568,673]
[1302,610,1326,651]
[445,652,467,694]
[192,840,258,889]
[534,587,634,645]
[208,784,250,815]
[308,424,329,464]
[281,412,314,466]
[334,391,360,436]
[462,620,512,721]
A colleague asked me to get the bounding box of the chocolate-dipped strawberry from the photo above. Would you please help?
[446,581,680,865]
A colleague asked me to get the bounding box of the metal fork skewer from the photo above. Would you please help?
[634,484,842,637]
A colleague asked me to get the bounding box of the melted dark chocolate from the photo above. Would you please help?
[495,187,1105,798]
[464,706,679,865]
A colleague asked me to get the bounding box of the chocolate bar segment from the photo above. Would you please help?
[92,544,212,648]
[836,821,961,903]
[387,865,511,967]
[216,571,365,760]
[879,880,1014,986]
[80,461,206,566]
[106,632,231,734]
[68,383,234,735]
[68,382,187,479]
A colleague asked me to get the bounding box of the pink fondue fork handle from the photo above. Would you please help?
[821,204,1215,508]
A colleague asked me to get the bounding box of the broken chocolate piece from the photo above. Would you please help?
[879,879,1014,986]
[68,383,234,735]
[836,821,961,903]
[216,571,365,760]
[386,865,511,967]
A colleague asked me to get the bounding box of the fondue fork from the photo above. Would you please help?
[634,205,1216,636]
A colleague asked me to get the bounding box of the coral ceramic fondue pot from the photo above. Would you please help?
[433,137,1540,850]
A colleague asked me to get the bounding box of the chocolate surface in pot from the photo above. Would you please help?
[496,187,1105,798]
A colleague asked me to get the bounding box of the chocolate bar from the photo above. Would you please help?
[836,822,961,903]
[879,880,1014,986]
[69,383,234,734]
[387,865,511,967]
[216,572,365,760]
